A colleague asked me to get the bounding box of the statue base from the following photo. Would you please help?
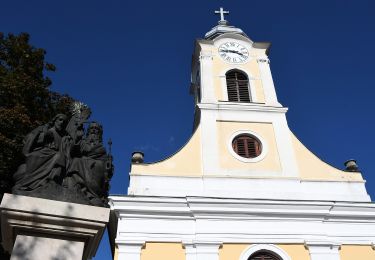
[12,181,103,207]
[0,193,110,260]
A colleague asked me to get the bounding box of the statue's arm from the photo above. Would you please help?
[79,140,91,153]
[22,124,49,155]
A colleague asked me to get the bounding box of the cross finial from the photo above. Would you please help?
[215,7,229,25]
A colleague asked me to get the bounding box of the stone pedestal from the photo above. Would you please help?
[0,193,110,260]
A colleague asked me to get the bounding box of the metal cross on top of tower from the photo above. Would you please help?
[215,7,229,25]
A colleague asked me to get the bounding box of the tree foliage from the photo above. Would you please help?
[0,32,75,198]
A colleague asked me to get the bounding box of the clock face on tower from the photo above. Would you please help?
[218,42,249,63]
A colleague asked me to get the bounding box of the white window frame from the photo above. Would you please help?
[239,244,291,260]
[228,130,268,163]
[220,68,257,103]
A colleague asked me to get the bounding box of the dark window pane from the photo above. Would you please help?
[232,134,262,158]
[226,70,251,102]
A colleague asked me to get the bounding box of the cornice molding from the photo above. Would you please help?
[257,58,270,64]
[197,102,288,113]
[109,195,375,221]
[199,51,213,60]
[110,195,375,247]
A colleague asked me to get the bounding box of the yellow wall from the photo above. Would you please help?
[291,131,364,181]
[340,245,375,260]
[217,121,282,173]
[115,243,375,260]
[277,244,311,260]
[131,125,203,176]
[219,244,310,260]
[113,246,118,260]
[141,243,185,260]
[219,244,248,260]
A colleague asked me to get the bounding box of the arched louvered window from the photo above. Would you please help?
[248,250,282,260]
[226,70,251,102]
[232,134,262,159]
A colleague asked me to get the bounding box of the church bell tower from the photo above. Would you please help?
[190,7,299,180]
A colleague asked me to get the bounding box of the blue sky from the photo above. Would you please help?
[2,0,375,259]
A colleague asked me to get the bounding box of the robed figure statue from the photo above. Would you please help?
[12,102,113,207]
[65,122,113,206]
[12,114,71,194]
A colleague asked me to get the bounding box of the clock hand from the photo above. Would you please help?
[220,49,237,53]
[233,50,246,57]
[221,49,245,56]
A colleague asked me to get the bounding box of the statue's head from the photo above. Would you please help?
[87,122,103,142]
[52,114,68,132]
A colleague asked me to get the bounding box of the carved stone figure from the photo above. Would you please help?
[12,114,70,195]
[65,122,113,206]
[12,102,113,207]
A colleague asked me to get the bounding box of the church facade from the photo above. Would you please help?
[109,9,375,260]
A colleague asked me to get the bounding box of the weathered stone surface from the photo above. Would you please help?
[11,235,84,260]
[1,193,110,260]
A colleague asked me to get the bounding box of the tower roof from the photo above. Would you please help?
[205,7,249,40]
[205,23,249,40]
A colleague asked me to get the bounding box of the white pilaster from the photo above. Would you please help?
[199,51,215,103]
[257,58,281,106]
[199,107,220,174]
[195,242,221,260]
[305,241,341,260]
[117,242,144,260]
[183,242,197,260]
[219,74,228,101]
[272,114,299,177]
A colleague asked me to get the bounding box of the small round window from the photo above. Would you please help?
[232,134,262,159]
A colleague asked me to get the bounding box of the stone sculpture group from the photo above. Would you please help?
[12,102,113,207]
